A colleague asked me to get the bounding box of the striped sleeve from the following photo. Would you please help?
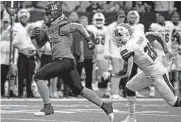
[120,47,134,60]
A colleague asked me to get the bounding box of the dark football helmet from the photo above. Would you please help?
[44,2,63,26]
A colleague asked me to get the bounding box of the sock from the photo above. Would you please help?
[127,96,136,117]
[36,80,50,104]
[111,76,120,95]
[81,87,103,107]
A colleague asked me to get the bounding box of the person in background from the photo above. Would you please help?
[12,9,36,98]
[86,1,102,13]
[127,10,145,98]
[154,1,176,15]
[0,16,13,97]
[87,13,111,98]
[133,1,146,13]
[76,16,94,90]
[106,10,126,99]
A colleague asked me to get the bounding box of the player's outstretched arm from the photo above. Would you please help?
[60,23,95,50]
[114,55,133,78]
[146,32,169,53]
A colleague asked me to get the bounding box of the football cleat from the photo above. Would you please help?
[101,102,114,122]
[121,116,137,122]
[34,103,54,116]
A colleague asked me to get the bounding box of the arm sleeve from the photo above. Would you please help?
[59,23,91,42]
[146,32,169,53]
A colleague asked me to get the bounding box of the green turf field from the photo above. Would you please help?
[1,98,181,122]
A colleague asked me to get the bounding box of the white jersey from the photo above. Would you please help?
[87,25,110,60]
[120,34,165,77]
[149,22,174,51]
[130,23,145,35]
[167,21,181,50]
[107,21,122,58]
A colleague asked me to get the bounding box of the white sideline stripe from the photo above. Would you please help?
[140,113,181,117]
[1,118,81,122]
[1,98,164,102]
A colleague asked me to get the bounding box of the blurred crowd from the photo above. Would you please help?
[1,1,181,99]
[1,1,181,13]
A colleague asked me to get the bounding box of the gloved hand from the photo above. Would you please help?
[87,41,95,50]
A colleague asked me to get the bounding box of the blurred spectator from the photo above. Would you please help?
[69,11,79,23]
[76,16,94,90]
[133,1,146,13]
[118,1,133,12]
[12,9,36,98]
[174,1,181,12]
[0,17,11,97]
[86,1,102,13]
[154,1,176,14]
[75,1,90,12]
[109,2,122,13]
[143,1,154,13]
[63,1,80,12]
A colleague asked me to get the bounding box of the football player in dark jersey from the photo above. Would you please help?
[28,2,114,122]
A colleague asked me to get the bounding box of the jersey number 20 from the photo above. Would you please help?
[144,42,158,61]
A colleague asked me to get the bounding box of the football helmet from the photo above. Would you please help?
[17,9,30,21]
[44,2,63,25]
[112,23,133,47]
[92,12,105,28]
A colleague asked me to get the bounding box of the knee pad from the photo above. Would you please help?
[173,97,181,107]
[126,87,136,96]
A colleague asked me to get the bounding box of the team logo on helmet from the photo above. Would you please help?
[112,24,133,47]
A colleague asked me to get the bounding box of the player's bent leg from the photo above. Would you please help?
[34,60,73,116]
[64,69,114,122]
[122,73,151,122]
[153,73,181,107]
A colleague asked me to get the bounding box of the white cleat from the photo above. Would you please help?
[136,91,144,98]
[121,116,136,122]
[110,94,124,99]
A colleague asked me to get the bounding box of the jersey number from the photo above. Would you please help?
[162,33,169,42]
[144,42,158,61]
[95,37,105,45]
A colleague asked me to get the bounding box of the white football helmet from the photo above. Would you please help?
[112,23,133,47]
[92,12,105,28]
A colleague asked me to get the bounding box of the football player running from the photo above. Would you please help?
[112,24,181,122]
[28,2,114,121]
[87,13,111,98]
[149,13,177,96]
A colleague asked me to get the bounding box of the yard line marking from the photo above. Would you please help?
[1,118,81,122]
[140,113,181,117]
[1,98,164,102]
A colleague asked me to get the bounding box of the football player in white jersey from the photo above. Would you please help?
[149,13,176,97]
[105,10,126,99]
[126,10,145,98]
[87,13,111,97]
[112,24,181,122]
[169,11,181,94]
